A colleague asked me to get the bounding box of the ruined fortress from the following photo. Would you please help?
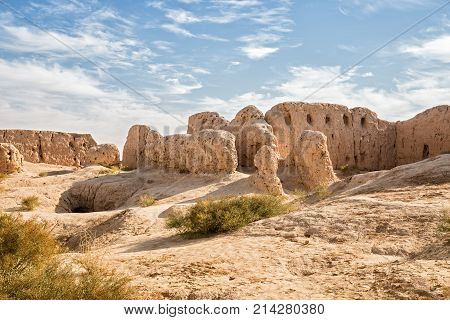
[1,102,449,192]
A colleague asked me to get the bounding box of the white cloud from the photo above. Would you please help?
[195,64,449,121]
[161,23,195,37]
[400,34,450,63]
[166,9,201,24]
[339,0,435,14]
[0,11,154,66]
[240,46,279,60]
[147,63,205,95]
[152,40,175,52]
[0,59,184,149]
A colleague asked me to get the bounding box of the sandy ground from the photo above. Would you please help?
[0,156,449,300]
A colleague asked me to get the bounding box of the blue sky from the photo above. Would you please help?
[0,0,449,148]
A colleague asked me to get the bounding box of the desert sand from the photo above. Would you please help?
[1,154,448,300]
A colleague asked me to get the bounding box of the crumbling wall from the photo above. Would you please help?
[396,105,450,165]
[188,105,278,167]
[265,102,356,169]
[0,143,24,174]
[187,112,229,134]
[265,102,399,171]
[0,129,97,166]
[123,125,238,174]
[251,145,284,195]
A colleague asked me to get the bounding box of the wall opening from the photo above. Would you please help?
[343,114,349,126]
[361,117,366,128]
[307,114,313,125]
[422,144,430,159]
[325,115,331,125]
[284,113,292,126]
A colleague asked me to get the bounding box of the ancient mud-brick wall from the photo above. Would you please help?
[396,105,450,165]
[188,106,278,168]
[123,125,238,174]
[0,129,97,166]
[266,102,396,171]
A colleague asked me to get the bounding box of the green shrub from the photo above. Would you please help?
[0,213,136,300]
[21,196,40,211]
[167,195,291,237]
[38,172,48,178]
[139,195,157,207]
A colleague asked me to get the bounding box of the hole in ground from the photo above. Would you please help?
[56,175,144,213]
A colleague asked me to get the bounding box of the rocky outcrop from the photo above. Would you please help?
[85,144,120,167]
[396,105,450,165]
[251,145,283,195]
[0,143,23,174]
[0,129,97,166]
[187,112,229,134]
[292,130,338,190]
[124,125,238,174]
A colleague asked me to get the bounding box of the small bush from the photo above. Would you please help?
[0,213,136,300]
[98,166,120,175]
[38,172,48,178]
[0,186,5,193]
[314,184,330,200]
[292,189,307,203]
[21,196,40,211]
[438,208,450,234]
[167,195,291,237]
[139,195,157,207]
[0,173,8,182]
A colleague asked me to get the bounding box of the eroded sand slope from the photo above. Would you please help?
[0,156,449,299]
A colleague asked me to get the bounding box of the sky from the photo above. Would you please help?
[0,0,449,149]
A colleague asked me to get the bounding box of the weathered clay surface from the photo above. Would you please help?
[351,108,396,170]
[85,144,120,167]
[126,125,238,174]
[0,129,97,166]
[251,145,283,195]
[0,143,23,174]
[292,130,338,190]
[187,112,229,134]
[122,125,144,169]
[396,105,450,165]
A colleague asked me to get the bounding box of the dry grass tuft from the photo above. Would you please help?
[98,166,120,175]
[139,195,157,207]
[314,184,330,200]
[21,196,40,211]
